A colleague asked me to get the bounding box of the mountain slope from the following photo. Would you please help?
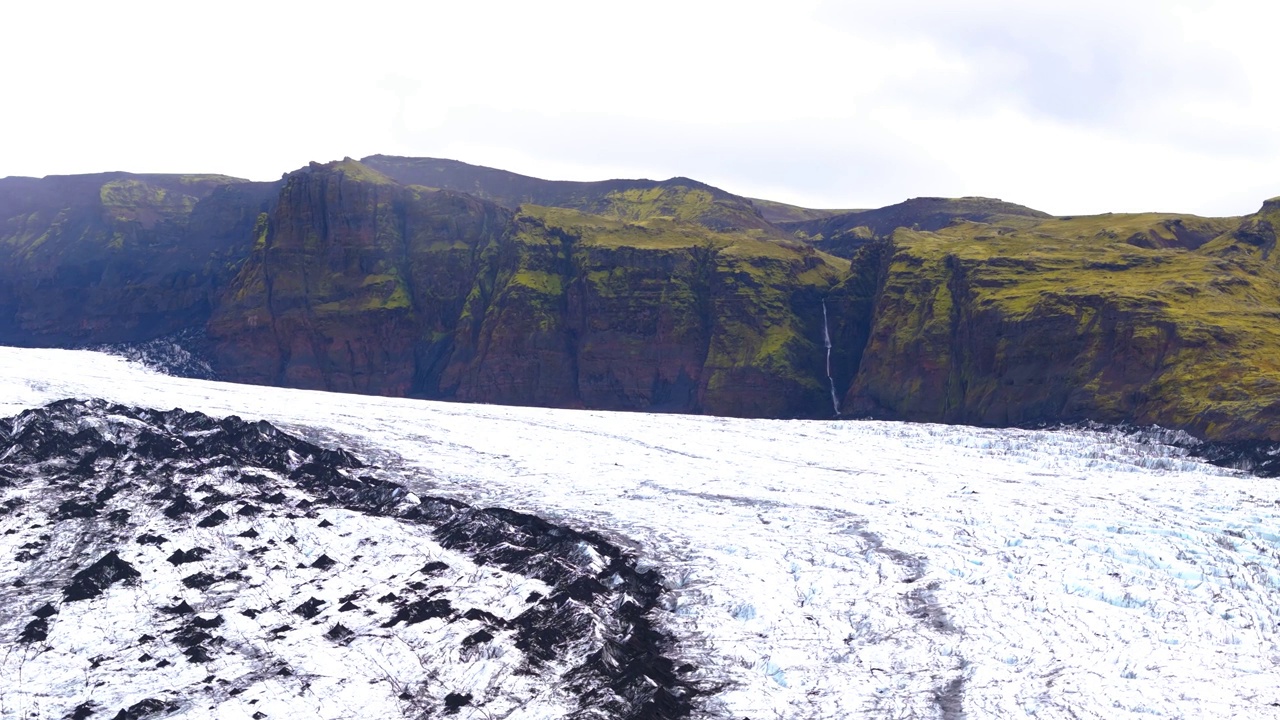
[0,157,1278,440]
[782,196,1054,257]
[836,209,1280,440]
[745,197,859,224]
[208,159,845,417]
[0,172,275,345]
[361,155,780,234]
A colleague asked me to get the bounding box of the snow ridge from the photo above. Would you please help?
[0,399,697,720]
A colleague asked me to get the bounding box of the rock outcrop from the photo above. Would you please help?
[206,160,842,416]
[0,172,274,345]
[1,157,1278,440]
[840,210,1280,441]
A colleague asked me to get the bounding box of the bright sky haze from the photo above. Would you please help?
[2,0,1276,216]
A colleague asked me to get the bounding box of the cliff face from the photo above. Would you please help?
[205,161,843,416]
[0,173,273,344]
[209,161,427,394]
[843,210,1280,441]
[442,207,840,416]
[1,157,1278,440]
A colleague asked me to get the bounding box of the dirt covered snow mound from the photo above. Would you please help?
[0,398,697,719]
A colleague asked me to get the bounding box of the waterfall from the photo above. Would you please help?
[822,300,841,416]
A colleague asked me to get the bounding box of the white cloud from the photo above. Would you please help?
[1,0,1277,215]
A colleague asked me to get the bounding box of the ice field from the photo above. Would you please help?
[1,346,1278,719]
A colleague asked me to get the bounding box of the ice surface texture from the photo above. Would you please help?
[1,346,1279,718]
[0,398,694,719]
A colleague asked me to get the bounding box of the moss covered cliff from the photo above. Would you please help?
[442,206,842,415]
[204,160,843,416]
[841,208,1280,440]
[1,157,1278,439]
[0,172,271,344]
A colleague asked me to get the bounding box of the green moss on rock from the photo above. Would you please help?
[847,216,1280,440]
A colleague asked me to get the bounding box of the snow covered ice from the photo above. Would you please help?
[0,399,687,719]
[1,346,1278,719]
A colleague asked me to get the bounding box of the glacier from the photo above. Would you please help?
[0,346,1278,719]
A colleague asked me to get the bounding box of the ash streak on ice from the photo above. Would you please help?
[2,346,1280,719]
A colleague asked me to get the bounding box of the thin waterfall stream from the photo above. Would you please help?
[822,300,841,416]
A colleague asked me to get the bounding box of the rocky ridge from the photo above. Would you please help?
[837,204,1280,441]
[0,399,697,719]
[1,159,1278,440]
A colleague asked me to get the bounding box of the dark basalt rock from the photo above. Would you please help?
[1184,438,1280,477]
[163,495,200,519]
[56,498,99,519]
[112,698,176,720]
[461,629,494,647]
[166,548,210,565]
[181,572,217,590]
[293,598,326,620]
[0,161,836,421]
[383,597,453,627]
[420,560,449,575]
[172,626,213,648]
[19,617,49,643]
[310,554,337,570]
[196,509,229,528]
[161,600,195,615]
[63,551,141,601]
[442,692,472,714]
[325,623,353,641]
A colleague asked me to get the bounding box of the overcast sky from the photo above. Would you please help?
[2,0,1277,216]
